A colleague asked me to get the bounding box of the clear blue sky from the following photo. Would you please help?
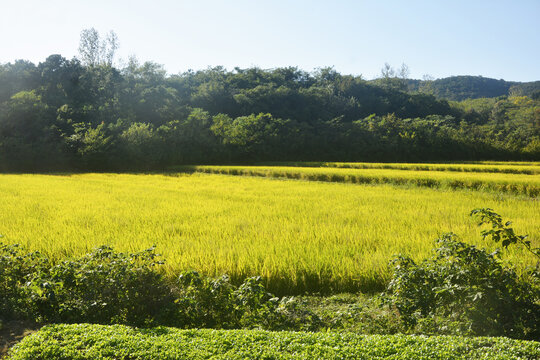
[1,0,539,81]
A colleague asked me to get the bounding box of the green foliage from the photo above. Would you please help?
[9,324,540,360]
[0,244,319,331]
[303,293,403,334]
[407,76,540,101]
[16,245,175,326]
[0,244,49,320]
[471,207,540,259]
[119,122,162,168]
[175,271,320,330]
[386,210,540,339]
[1,57,539,171]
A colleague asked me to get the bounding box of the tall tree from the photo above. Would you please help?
[78,28,119,67]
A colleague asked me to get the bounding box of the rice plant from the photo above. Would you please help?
[0,171,537,294]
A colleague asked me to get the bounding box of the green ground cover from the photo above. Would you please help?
[8,324,540,360]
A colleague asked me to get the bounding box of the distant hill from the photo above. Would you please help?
[403,76,540,101]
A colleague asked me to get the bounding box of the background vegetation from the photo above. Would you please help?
[1,30,539,171]
[405,75,540,101]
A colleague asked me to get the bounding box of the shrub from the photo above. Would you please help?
[0,243,50,320]
[175,271,320,330]
[302,293,404,334]
[24,246,176,326]
[175,271,238,328]
[386,210,540,339]
[1,245,320,330]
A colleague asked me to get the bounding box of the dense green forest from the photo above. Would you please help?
[1,41,539,171]
[405,76,540,101]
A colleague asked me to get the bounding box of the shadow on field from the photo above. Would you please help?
[0,320,39,359]
[0,167,200,177]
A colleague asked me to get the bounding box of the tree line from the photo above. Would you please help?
[0,32,538,171]
[405,76,540,101]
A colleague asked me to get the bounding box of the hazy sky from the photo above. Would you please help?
[1,0,539,81]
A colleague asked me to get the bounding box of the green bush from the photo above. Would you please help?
[0,243,50,320]
[175,271,320,330]
[8,324,540,360]
[303,293,404,334]
[386,210,540,339]
[24,246,176,326]
[0,245,319,330]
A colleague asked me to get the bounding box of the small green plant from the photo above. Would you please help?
[9,324,540,360]
[175,271,320,330]
[303,294,403,334]
[470,207,540,260]
[386,209,540,339]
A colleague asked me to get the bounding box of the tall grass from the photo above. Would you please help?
[183,165,540,197]
[0,173,537,294]
[260,161,540,174]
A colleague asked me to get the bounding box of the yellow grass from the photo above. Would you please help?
[263,161,540,174]
[0,172,538,294]
[186,165,540,197]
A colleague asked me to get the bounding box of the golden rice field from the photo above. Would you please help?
[0,168,538,294]
[184,165,540,196]
[264,161,540,174]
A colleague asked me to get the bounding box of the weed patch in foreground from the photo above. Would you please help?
[8,324,540,360]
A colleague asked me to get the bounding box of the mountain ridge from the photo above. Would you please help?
[399,75,540,101]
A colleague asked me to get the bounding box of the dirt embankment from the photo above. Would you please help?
[0,321,39,359]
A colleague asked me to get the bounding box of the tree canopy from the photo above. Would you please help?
[0,40,538,171]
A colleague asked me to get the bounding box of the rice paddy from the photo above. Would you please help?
[1,165,538,294]
[262,161,540,174]
[182,164,540,196]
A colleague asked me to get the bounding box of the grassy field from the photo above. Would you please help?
[8,324,540,360]
[261,161,540,174]
[0,170,537,294]
[181,165,540,196]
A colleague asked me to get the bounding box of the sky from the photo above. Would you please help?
[0,0,539,81]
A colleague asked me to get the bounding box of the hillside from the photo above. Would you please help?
[404,76,540,101]
[1,59,539,171]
